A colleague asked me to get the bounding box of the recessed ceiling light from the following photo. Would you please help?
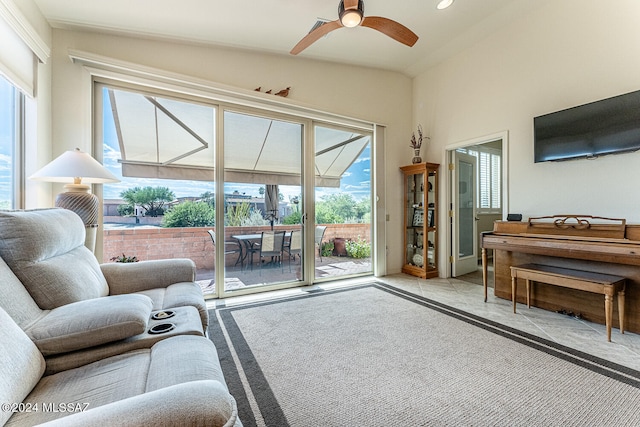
[437,0,454,10]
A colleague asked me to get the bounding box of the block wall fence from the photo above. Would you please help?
[103,223,371,270]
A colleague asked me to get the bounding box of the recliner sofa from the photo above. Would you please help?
[0,208,241,425]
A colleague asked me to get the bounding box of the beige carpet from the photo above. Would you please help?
[209,283,640,427]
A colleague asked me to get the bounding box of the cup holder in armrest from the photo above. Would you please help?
[151,310,176,320]
[148,323,176,335]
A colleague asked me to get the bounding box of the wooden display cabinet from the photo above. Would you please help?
[400,163,439,278]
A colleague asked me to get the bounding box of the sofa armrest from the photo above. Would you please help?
[26,294,153,356]
[101,259,196,294]
[37,381,241,427]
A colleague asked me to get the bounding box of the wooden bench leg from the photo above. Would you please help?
[618,288,625,335]
[482,248,488,303]
[526,279,531,308]
[512,276,517,314]
[605,293,613,342]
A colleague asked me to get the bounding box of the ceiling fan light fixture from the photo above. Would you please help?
[340,10,363,27]
[339,0,364,27]
[436,0,454,10]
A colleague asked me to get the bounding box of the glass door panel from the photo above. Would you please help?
[453,151,478,276]
[222,110,303,293]
[314,124,373,281]
[100,85,218,297]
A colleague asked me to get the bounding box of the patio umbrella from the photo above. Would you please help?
[265,184,279,230]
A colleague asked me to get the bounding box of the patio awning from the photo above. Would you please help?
[109,89,369,187]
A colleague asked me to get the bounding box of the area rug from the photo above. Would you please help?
[209,283,640,427]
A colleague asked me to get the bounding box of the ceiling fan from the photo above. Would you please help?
[290,0,419,55]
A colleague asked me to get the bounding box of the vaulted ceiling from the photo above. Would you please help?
[33,0,547,77]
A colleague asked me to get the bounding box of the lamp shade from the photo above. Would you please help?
[29,148,119,185]
[29,148,119,254]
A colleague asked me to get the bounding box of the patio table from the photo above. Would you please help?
[232,232,291,270]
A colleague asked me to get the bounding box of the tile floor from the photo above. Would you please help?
[209,272,640,371]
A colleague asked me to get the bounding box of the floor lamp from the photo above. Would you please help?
[29,148,120,253]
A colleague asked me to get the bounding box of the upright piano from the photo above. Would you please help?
[481,215,640,333]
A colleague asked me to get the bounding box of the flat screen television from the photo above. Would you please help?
[534,89,640,162]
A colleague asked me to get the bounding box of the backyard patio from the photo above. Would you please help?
[196,255,372,296]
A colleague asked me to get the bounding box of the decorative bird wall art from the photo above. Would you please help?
[254,86,291,97]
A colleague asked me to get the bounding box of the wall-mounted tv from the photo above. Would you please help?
[534,89,640,162]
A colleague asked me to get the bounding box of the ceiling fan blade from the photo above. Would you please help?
[343,0,359,10]
[290,20,342,55]
[361,16,419,47]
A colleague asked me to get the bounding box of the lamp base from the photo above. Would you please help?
[55,189,99,253]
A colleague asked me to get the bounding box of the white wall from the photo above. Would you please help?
[49,29,413,273]
[414,0,640,275]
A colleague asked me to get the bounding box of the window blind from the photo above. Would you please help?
[0,14,35,97]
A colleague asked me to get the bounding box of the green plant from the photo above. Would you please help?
[345,237,371,259]
[117,204,134,217]
[120,186,175,217]
[110,253,139,263]
[241,209,269,226]
[321,241,334,257]
[225,202,251,226]
[282,211,301,225]
[162,201,215,227]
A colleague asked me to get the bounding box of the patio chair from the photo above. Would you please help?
[259,230,286,275]
[315,225,327,261]
[284,229,302,272]
[207,230,241,268]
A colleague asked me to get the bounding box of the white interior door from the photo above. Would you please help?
[452,151,478,276]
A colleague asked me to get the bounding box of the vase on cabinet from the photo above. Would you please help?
[412,149,422,164]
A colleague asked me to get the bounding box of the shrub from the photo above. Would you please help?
[345,237,371,259]
[162,201,215,227]
[110,253,139,263]
[321,241,334,257]
[282,211,301,225]
[225,202,250,227]
[241,210,269,226]
[117,204,134,217]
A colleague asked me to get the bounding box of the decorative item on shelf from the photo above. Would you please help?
[29,148,120,254]
[254,86,291,97]
[412,208,424,227]
[412,253,424,267]
[274,87,291,97]
[409,124,430,164]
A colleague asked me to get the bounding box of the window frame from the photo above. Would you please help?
[456,146,502,214]
[0,75,25,209]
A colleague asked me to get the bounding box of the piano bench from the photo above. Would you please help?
[510,263,626,342]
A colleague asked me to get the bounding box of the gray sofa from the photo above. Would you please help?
[0,306,240,426]
[0,209,209,329]
[0,209,241,426]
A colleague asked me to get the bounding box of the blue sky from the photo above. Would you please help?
[101,90,371,203]
[0,77,14,207]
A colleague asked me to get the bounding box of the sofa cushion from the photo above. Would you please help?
[36,381,240,427]
[0,307,46,427]
[26,294,154,356]
[6,335,233,426]
[0,256,43,330]
[0,209,109,309]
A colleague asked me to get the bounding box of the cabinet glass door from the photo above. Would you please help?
[426,170,437,270]
[405,171,426,269]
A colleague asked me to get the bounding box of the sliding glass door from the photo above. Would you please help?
[314,124,373,281]
[221,110,304,294]
[97,82,376,299]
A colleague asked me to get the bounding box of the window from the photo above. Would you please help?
[457,146,501,212]
[0,75,23,209]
